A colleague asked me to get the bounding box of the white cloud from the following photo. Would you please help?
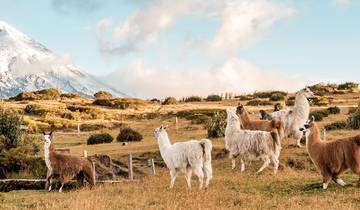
[97,0,294,56]
[106,58,304,98]
[207,0,295,54]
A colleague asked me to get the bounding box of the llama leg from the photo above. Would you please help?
[333,177,346,186]
[322,176,331,190]
[169,169,177,189]
[271,155,279,174]
[240,159,245,172]
[230,154,236,170]
[184,168,192,189]
[59,182,64,193]
[295,131,303,147]
[256,157,271,174]
[203,161,213,188]
[47,177,53,192]
[194,166,204,190]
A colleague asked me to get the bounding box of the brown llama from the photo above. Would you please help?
[43,131,96,192]
[300,116,360,189]
[236,104,285,140]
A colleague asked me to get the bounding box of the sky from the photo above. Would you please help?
[1,0,360,98]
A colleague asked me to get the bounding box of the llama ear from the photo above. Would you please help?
[164,125,168,130]
[49,130,53,136]
[42,130,46,135]
[310,115,315,122]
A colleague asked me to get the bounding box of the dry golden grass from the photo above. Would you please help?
[1,93,360,209]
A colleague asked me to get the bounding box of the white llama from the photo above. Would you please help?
[270,87,314,147]
[225,108,281,174]
[154,125,212,189]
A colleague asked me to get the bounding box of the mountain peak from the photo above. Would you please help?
[0,21,127,98]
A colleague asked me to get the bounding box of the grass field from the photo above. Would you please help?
[1,93,360,209]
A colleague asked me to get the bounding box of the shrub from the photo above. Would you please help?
[117,128,143,142]
[327,106,340,115]
[348,107,357,115]
[24,104,49,116]
[184,96,202,102]
[269,93,285,101]
[205,95,222,102]
[308,83,337,96]
[87,133,113,145]
[347,105,360,129]
[162,97,178,105]
[93,99,113,107]
[12,88,61,101]
[274,103,284,111]
[324,121,347,130]
[93,98,149,109]
[80,123,106,131]
[237,95,254,101]
[0,108,22,149]
[253,91,287,99]
[309,96,333,106]
[338,82,358,90]
[310,109,329,121]
[150,98,160,103]
[60,93,81,99]
[94,91,113,99]
[246,100,272,106]
[206,111,227,138]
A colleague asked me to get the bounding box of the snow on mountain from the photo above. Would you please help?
[0,20,127,98]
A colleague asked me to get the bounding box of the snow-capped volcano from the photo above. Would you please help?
[0,20,127,98]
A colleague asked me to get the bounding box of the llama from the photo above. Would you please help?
[154,125,212,189]
[300,117,360,189]
[43,131,96,192]
[225,108,281,174]
[236,104,285,140]
[267,87,314,147]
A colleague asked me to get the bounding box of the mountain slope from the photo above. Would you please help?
[0,20,127,98]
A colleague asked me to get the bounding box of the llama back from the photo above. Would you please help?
[50,153,83,177]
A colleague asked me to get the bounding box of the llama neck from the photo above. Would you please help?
[44,141,54,169]
[306,125,322,151]
[157,132,172,152]
[240,111,251,124]
[226,118,241,136]
[293,93,310,116]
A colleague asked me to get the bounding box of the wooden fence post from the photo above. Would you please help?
[128,153,133,180]
[148,159,156,176]
[175,116,178,131]
[77,121,80,137]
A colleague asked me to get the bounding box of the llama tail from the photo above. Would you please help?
[200,139,212,162]
[270,131,281,158]
[260,110,272,120]
[87,157,96,187]
[200,139,213,187]
[271,118,285,140]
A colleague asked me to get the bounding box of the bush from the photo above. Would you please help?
[269,93,285,101]
[274,103,284,111]
[0,108,22,149]
[327,106,340,115]
[60,93,81,99]
[205,95,222,102]
[246,100,272,106]
[347,105,360,129]
[253,91,287,99]
[324,121,347,131]
[93,98,149,109]
[309,96,333,106]
[237,95,254,101]
[348,107,357,115]
[150,98,160,103]
[12,88,61,101]
[206,111,227,138]
[310,109,329,121]
[87,133,113,145]
[80,123,106,131]
[94,91,113,99]
[338,82,358,90]
[117,128,143,142]
[24,104,49,116]
[162,97,178,105]
[184,96,202,102]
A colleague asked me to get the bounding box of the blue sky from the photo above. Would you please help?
[1,0,360,97]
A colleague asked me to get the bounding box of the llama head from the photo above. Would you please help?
[299,87,315,98]
[236,104,245,115]
[299,116,315,134]
[154,125,168,140]
[42,131,53,146]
